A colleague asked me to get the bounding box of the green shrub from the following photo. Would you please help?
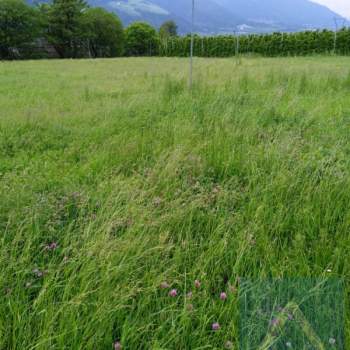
[125,21,158,56]
[82,7,124,58]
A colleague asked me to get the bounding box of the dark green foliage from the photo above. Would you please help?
[125,21,158,56]
[82,7,124,58]
[159,29,350,58]
[159,20,177,40]
[46,0,88,58]
[0,0,42,59]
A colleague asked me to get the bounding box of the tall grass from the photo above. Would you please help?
[0,56,350,349]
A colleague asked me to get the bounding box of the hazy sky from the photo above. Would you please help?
[312,0,350,18]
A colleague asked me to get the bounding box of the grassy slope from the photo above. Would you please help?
[0,57,350,349]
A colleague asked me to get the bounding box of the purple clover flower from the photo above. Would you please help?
[212,322,220,331]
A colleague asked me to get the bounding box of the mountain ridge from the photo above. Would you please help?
[30,0,348,34]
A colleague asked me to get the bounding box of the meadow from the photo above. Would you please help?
[1,56,350,349]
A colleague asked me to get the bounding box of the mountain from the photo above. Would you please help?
[29,0,348,34]
[89,0,245,33]
[213,0,345,31]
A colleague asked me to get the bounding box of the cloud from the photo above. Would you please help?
[311,0,350,18]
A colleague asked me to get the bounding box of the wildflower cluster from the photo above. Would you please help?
[150,278,237,349]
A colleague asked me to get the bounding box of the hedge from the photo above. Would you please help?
[158,28,350,57]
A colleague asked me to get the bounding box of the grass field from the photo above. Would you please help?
[1,56,350,349]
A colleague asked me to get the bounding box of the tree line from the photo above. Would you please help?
[0,0,176,59]
[1,0,350,60]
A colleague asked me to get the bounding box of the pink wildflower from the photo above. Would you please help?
[220,292,227,301]
[169,289,177,297]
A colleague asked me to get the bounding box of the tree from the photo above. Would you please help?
[124,22,158,56]
[46,0,88,58]
[0,0,41,59]
[82,7,124,57]
[159,20,177,40]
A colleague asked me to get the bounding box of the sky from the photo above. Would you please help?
[312,0,350,18]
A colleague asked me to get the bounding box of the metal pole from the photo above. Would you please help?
[189,0,194,90]
[333,17,345,54]
[334,17,338,53]
[233,30,239,57]
[234,31,237,56]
